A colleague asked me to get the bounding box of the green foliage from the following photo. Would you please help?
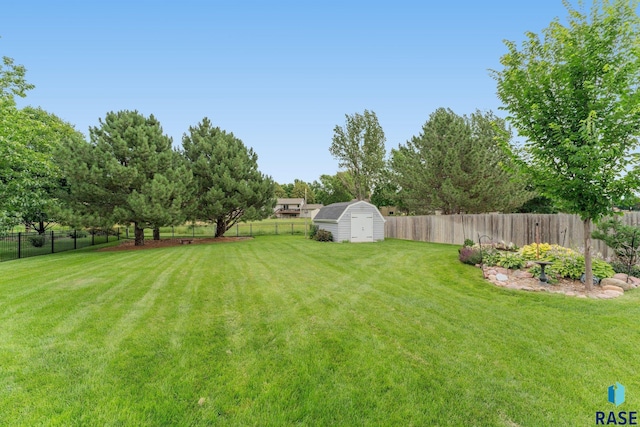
[610,261,640,278]
[182,118,275,238]
[330,110,386,201]
[312,172,355,206]
[592,258,615,280]
[313,229,333,242]
[592,218,640,268]
[67,230,88,238]
[0,102,82,232]
[519,243,575,261]
[309,224,318,239]
[0,55,34,101]
[59,110,191,245]
[458,246,483,265]
[28,235,45,248]
[463,238,475,248]
[481,249,501,267]
[390,108,534,214]
[496,252,525,270]
[493,0,640,287]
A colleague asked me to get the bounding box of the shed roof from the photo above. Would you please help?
[314,200,385,223]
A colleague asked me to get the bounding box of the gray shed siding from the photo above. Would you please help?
[314,201,385,242]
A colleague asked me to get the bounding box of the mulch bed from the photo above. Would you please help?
[97,236,252,251]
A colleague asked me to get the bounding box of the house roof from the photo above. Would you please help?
[276,198,304,205]
[314,200,385,223]
[302,204,323,210]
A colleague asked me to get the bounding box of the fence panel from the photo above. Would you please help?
[384,213,640,259]
[0,228,120,263]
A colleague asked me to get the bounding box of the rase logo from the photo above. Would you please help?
[596,383,637,425]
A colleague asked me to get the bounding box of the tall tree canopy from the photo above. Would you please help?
[60,110,191,245]
[311,172,356,206]
[0,106,84,233]
[0,54,34,101]
[329,110,386,200]
[390,108,533,214]
[492,0,640,289]
[182,118,275,238]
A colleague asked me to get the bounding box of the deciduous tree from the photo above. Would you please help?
[329,110,386,200]
[492,0,640,289]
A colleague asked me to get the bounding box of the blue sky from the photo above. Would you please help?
[3,0,571,184]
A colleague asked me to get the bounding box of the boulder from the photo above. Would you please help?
[601,278,631,291]
[496,273,509,282]
[495,267,510,275]
[613,273,630,282]
[602,284,625,293]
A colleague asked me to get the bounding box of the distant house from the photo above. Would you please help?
[313,200,385,242]
[274,198,304,218]
[301,204,323,220]
[275,198,324,219]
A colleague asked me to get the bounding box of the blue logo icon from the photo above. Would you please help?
[609,382,626,407]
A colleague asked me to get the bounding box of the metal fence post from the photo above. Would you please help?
[92,230,95,246]
[18,232,21,259]
[51,230,55,254]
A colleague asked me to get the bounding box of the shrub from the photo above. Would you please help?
[28,235,46,248]
[458,246,483,265]
[463,238,475,248]
[592,259,615,280]
[314,229,333,242]
[592,218,640,272]
[482,249,501,267]
[67,230,88,238]
[496,252,525,270]
[308,224,318,239]
[610,261,640,277]
[519,243,575,261]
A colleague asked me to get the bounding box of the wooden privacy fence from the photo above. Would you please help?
[384,212,640,259]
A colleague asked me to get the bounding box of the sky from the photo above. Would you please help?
[2,0,573,184]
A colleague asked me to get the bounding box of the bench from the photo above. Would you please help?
[180,239,194,245]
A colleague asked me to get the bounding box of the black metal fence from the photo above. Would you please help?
[0,229,120,262]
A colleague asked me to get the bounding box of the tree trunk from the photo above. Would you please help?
[215,217,226,238]
[584,218,593,291]
[134,222,145,246]
[153,227,160,240]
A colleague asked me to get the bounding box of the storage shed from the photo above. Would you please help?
[313,200,385,242]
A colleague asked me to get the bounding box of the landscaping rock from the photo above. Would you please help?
[496,273,509,282]
[601,284,625,293]
[603,290,624,298]
[495,267,509,275]
[601,278,631,291]
[513,270,534,279]
[486,269,498,276]
[613,273,630,281]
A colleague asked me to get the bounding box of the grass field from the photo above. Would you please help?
[0,236,638,426]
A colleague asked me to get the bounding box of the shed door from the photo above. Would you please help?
[351,213,374,242]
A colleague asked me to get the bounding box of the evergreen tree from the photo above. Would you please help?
[391,108,533,214]
[60,110,191,245]
[182,118,275,238]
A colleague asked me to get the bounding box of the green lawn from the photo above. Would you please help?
[0,236,638,426]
